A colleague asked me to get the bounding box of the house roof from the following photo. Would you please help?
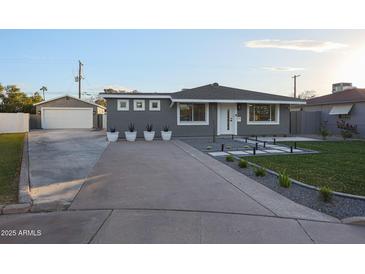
[306,88,365,105]
[33,95,106,109]
[100,83,305,104]
[170,84,304,103]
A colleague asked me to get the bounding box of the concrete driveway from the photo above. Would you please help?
[1,139,364,243]
[28,130,108,203]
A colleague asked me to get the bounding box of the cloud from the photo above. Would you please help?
[245,39,347,52]
[262,66,305,72]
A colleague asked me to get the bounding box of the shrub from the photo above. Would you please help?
[255,167,266,177]
[225,155,234,162]
[341,130,352,140]
[319,186,333,202]
[238,159,248,168]
[128,123,135,132]
[320,122,330,140]
[278,170,291,188]
[109,127,116,133]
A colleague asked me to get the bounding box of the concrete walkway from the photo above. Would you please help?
[28,130,108,203]
[1,139,364,243]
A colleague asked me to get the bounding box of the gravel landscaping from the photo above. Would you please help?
[217,156,365,219]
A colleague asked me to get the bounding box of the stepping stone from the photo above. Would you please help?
[229,151,248,155]
[265,149,285,153]
[208,152,229,157]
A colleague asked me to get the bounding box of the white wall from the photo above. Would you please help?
[0,113,29,133]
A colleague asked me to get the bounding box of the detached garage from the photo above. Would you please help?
[33,95,106,129]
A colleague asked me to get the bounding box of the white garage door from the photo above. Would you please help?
[42,107,93,129]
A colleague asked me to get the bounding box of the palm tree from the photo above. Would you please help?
[40,86,47,100]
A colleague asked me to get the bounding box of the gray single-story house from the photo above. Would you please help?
[303,87,365,137]
[101,83,305,138]
[33,95,106,129]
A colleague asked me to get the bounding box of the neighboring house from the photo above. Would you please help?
[304,87,365,137]
[33,95,106,129]
[101,83,304,138]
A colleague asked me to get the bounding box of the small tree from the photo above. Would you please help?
[298,90,316,100]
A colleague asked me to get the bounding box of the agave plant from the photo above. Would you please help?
[162,125,170,132]
[146,123,153,132]
[128,122,135,132]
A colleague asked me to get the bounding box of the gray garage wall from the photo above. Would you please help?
[107,99,291,138]
[303,102,365,137]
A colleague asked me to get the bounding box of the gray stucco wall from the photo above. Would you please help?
[302,102,365,137]
[107,98,291,138]
[35,96,104,128]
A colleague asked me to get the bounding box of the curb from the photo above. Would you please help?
[1,203,31,214]
[0,201,70,215]
[18,133,32,204]
[341,216,365,225]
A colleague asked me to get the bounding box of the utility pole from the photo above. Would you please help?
[75,60,84,99]
[292,74,300,98]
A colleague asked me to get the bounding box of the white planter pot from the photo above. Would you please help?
[143,131,155,141]
[125,131,137,142]
[161,131,172,141]
[107,131,119,142]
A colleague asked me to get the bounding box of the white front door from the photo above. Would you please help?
[218,103,237,135]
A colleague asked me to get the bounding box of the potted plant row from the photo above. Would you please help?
[108,123,173,142]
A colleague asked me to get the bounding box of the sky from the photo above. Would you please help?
[1,29,365,99]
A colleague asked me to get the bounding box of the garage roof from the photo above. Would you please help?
[34,95,106,109]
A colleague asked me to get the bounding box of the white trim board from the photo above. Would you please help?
[101,94,305,105]
[102,94,172,99]
[172,99,305,105]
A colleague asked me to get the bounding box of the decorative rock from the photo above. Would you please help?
[2,203,31,215]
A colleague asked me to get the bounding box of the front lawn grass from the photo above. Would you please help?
[0,133,25,204]
[248,141,365,196]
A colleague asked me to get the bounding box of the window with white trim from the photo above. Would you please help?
[247,104,279,124]
[149,100,160,111]
[117,99,129,111]
[133,100,145,111]
[177,103,209,125]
